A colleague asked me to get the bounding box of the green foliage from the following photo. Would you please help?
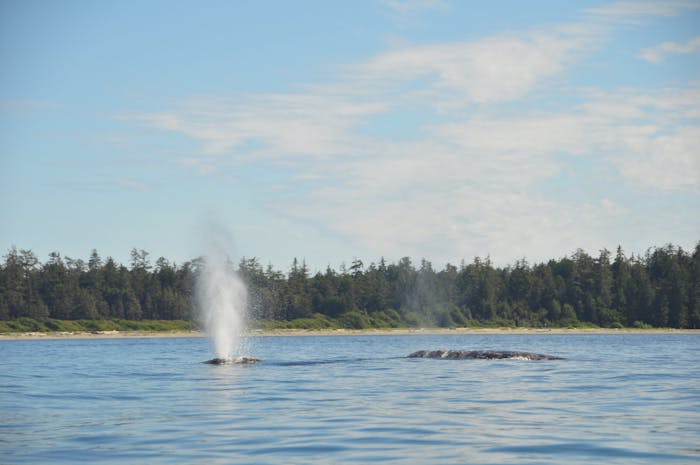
[0,318,194,333]
[0,248,194,324]
[257,313,336,330]
[1,242,699,330]
[369,309,404,328]
[338,311,371,329]
[632,320,653,329]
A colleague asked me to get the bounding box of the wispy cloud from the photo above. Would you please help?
[49,176,152,193]
[277,82,700,262]
[615,125,700,191]
[382,0,450,14]
[132,94,388,160]
[352,29,592,106]
[639,36,700,62]
[125,2,700,264]
[586,0,700,22]
[284,172,627,264]
[0,99,60,114]
[114,177,151,192]
[131,26,591,162]
[176,157,218,176]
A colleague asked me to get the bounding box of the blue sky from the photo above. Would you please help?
[1,0,699,270]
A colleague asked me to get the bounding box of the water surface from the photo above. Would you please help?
[1,334,699,464]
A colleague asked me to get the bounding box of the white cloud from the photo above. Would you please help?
[176,157,218,176]
[586,0,700,21]
[131,26,592,169]
[383,0,450,13]
[126,5,700,265]
[133,94,388,158]
[276,81,699,263]
[114,177,151,192]
[354,30,590,106]
[572,86,700,191]
[432,116,593,156]
[639,36,700,63]
[284,174,626,265]
[427,86,700,192]
[615,126,700,191]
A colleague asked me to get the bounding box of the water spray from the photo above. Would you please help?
[195,220,260,364]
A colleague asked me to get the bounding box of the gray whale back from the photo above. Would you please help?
[204,357,262,365]
[408,350,562,360]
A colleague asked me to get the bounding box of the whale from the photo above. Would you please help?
[204,356,262,365]
[203,351,561,365]
[408,350,562,360]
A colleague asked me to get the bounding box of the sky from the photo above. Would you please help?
[1,0,699,271]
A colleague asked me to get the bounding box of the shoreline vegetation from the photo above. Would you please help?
[2,328,697,341]
[0,318,697,340]
[2,242,699,331]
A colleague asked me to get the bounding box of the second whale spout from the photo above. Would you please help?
[408,350,562,360]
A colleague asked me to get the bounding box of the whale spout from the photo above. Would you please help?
[204,356,262,365]
[408,350,562,360]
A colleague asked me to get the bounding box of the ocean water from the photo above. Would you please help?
[1,333,699,464]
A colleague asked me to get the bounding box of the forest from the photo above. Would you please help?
[1,242,699,329]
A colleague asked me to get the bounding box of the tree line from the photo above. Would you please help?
[1,243,699,328]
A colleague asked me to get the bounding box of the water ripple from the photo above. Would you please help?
[1,334,698,465]
[487,442,695,461]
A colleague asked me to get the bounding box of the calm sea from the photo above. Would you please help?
[1,333,699,464]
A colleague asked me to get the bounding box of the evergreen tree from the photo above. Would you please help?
[689,242,700,328]
[286,258,311,319]
[0,242,697,329]
[612,246,631,324]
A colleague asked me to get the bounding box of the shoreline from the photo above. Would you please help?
[0,327,698,340]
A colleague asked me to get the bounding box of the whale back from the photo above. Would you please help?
[408,350,562,360]
[204,356,262,364]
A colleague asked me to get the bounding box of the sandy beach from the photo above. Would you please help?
[1,327,697,340]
